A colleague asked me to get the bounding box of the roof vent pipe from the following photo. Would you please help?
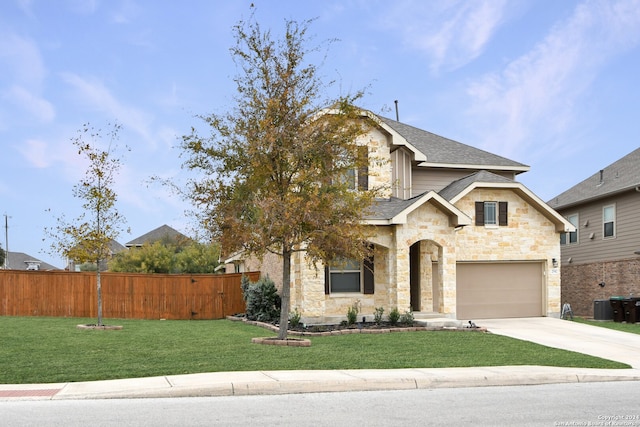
[599,169,604,184]
[394,100,399,122]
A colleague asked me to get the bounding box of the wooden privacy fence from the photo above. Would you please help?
[0,270,260,320]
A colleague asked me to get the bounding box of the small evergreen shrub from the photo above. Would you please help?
[374,307,384,325]
[241,275,281,323]
[289,308,301,328]
[346,302,359,325]
[388,307,400,326]
[400,309,415,326]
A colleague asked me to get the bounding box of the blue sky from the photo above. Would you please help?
[1,0,639,268]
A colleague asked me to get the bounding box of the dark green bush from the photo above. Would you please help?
[241,275,281,323]
[388,307,400,326]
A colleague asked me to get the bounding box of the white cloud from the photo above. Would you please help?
[17,139,50,168]
[60,72,155,144]
[383,0,509,72]
[464,0,640,159]
[0,33,46,87]
[5,85,55,123]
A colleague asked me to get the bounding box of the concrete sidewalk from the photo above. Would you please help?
[1,366,639,401]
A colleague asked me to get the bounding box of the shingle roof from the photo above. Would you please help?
[126,224,189,247]
[438,170,515,201]
[364,195,427,221]
[2,251,60,270]
[547,147,640,210]
[377,116,529,171]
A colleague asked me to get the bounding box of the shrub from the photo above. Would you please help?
[388,307,400,326]
[346,302,359,325]
[373,307,384,325]
[241,275,281,323]
[289,308,301,328]
[400,309,415,326]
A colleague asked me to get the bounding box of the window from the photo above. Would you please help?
[484,202,497,225]
[325,255,374,294]
[335,146,368,191]
[603,205,615,238]
[328,258,361,292]
[475,202,508,226]
[561,214,578,245]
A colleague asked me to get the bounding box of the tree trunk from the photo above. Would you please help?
[277,249,291,340]
[96,268,103,326]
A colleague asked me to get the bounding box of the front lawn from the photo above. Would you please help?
[574,317,640,335]
[0,316,629,384]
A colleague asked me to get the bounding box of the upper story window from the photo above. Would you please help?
[475,201,508,226]
[603,205,615,238]
[561,214,578,245]
[336,146,368,191]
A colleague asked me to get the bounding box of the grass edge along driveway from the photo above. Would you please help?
[0,316,630,384]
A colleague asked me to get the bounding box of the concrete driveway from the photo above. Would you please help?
[480,317,640,369]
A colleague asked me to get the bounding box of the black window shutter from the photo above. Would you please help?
[475,202,484,226]
[324,265,330,294]
[499,202,508,226]
[363,256,374,294]
[357,146,369,191]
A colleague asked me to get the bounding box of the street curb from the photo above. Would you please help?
[3,366,638,401]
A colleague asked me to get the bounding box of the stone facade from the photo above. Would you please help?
[285,187,563,323]
[561,258,640,317]
[454,189,562,317]
[222,112,568,323]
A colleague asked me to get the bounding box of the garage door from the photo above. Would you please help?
[456,262,544,320]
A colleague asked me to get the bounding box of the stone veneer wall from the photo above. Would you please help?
[453,188,562,317]
[561,258,640,317]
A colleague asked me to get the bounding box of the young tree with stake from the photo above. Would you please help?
[45,123,128,326]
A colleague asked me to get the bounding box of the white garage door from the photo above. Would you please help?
[456,262,544,320]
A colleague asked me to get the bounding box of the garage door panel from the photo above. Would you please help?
[457,262,543,319]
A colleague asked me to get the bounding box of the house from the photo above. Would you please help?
[547,147,640,317]
[67,239,126,271]
[226,111,573,323]
[125,224,189,248]
[2,251,59,271]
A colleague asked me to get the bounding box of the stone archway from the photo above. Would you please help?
[409,240,443,314]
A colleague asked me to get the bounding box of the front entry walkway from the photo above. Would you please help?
[480,317,640,369]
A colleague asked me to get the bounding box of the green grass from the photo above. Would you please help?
[0,316,629,384]
[573,317,640,335]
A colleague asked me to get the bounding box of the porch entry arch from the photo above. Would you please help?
[409,239,443,313]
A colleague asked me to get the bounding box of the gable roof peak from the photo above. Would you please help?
[373,115,529,172]
[548,146,640,209]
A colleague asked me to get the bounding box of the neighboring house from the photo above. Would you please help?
[2,251,59,271]
[67,239,126,271]
[125,224,189,248]
[226,110,573,323]
[547,147,640,317]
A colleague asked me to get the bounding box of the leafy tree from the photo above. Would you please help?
[180,12,380,339]
[0,243,5,269]
[109,241,175,273]
[109,241,220,274]
[174,242,221,274]
[45,123,129,326]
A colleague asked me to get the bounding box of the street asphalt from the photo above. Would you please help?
[2,317,639,400]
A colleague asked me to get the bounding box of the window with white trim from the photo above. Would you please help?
[328,258,361,293]
[561,214,578,245]
[475,201,508,226]
[324,255,375,295]
[603,205,615,238]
